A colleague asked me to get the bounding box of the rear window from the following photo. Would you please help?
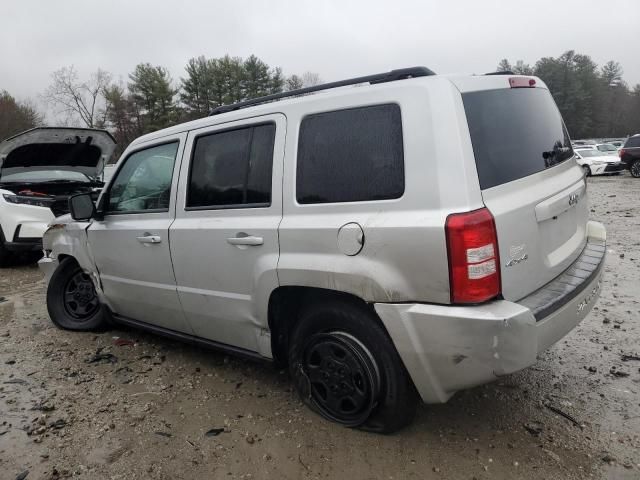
[296,104,404,204]
[187,123,275,209]
[463,88,573,190]
[624,137,640,148]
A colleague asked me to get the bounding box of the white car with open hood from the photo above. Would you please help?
[0,127,115,265]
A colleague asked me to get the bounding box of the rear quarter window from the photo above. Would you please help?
[296,104,404,204]
[463,88,573,190]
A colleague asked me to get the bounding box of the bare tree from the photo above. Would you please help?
[496,59,512,72]
[301,71,322,87]
[43,66,112,128]
[285,74,304,91]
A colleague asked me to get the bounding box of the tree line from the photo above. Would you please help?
[497,50,640,139]
[1,51,639,152]
[0,54,321,155]
[0,92,42,141]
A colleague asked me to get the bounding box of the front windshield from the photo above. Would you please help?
[0,170,91,183]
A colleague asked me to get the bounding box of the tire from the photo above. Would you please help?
[582,165,591,177]
[631,160,640,178]
[288,299,418,434]
[46,257,108,331]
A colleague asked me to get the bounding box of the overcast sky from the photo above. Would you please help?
[2,0,639,114]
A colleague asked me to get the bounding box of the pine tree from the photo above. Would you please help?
[128,63,179,134]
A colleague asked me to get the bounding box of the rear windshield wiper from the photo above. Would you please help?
[542,145,572,167]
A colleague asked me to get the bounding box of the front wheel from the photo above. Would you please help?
[46,257,108,330]
[288,300,418,433]
[631,160,640,178]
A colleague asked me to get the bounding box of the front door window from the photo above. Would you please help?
[107,142,179,213]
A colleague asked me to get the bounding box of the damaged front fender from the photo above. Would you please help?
[39,217,99,291]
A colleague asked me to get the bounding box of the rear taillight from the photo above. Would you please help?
[445,208,501,304]
[619,148,625,158]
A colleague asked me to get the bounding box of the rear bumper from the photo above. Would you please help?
[375,221,606,403]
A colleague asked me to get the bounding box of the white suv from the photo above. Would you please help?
[39,67,606,433]
[0,128,115,266]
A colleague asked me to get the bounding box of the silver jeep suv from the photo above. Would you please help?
[39,67,606,433]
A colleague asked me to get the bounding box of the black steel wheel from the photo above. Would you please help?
[301,331,381,426]
[47,257,109,331]
[288,299,418,433]
[63,270,100,321]
[631,160,640,178]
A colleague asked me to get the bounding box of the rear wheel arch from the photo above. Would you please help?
[270,286,418,432]
[268,286,383,366]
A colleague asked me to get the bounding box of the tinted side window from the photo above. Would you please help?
[107,142,179,213]
[187,124,275,208]
[297,104,404,204]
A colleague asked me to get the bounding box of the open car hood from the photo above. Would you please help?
[0,127,116,180]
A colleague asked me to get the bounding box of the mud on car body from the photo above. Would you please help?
[39,67,605,433]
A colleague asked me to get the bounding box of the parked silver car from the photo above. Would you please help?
[39,67,606,433]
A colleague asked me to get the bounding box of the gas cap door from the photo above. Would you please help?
[337,222,365,256]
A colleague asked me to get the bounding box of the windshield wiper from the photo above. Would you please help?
[542,145,571,167]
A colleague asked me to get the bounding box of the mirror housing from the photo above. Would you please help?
[68,193,96,221]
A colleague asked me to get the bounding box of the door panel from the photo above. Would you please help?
[88,136,192,333]
[170,115,285,354]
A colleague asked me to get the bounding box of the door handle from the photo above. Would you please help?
[136,234,162,244]
[227,235,264,246]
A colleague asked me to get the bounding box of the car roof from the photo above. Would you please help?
[129,71,548,147]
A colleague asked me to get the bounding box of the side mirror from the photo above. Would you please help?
[69,193,96,221]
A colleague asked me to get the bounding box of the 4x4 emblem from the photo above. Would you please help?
[568,193,579,206]
[506,244,528,267]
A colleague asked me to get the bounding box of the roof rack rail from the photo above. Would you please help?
[209,66,436,116]
[485,70,514,75]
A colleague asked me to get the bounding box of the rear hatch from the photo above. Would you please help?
[460,80,587,301]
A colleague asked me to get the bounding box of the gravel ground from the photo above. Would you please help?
[0,174,639,480]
